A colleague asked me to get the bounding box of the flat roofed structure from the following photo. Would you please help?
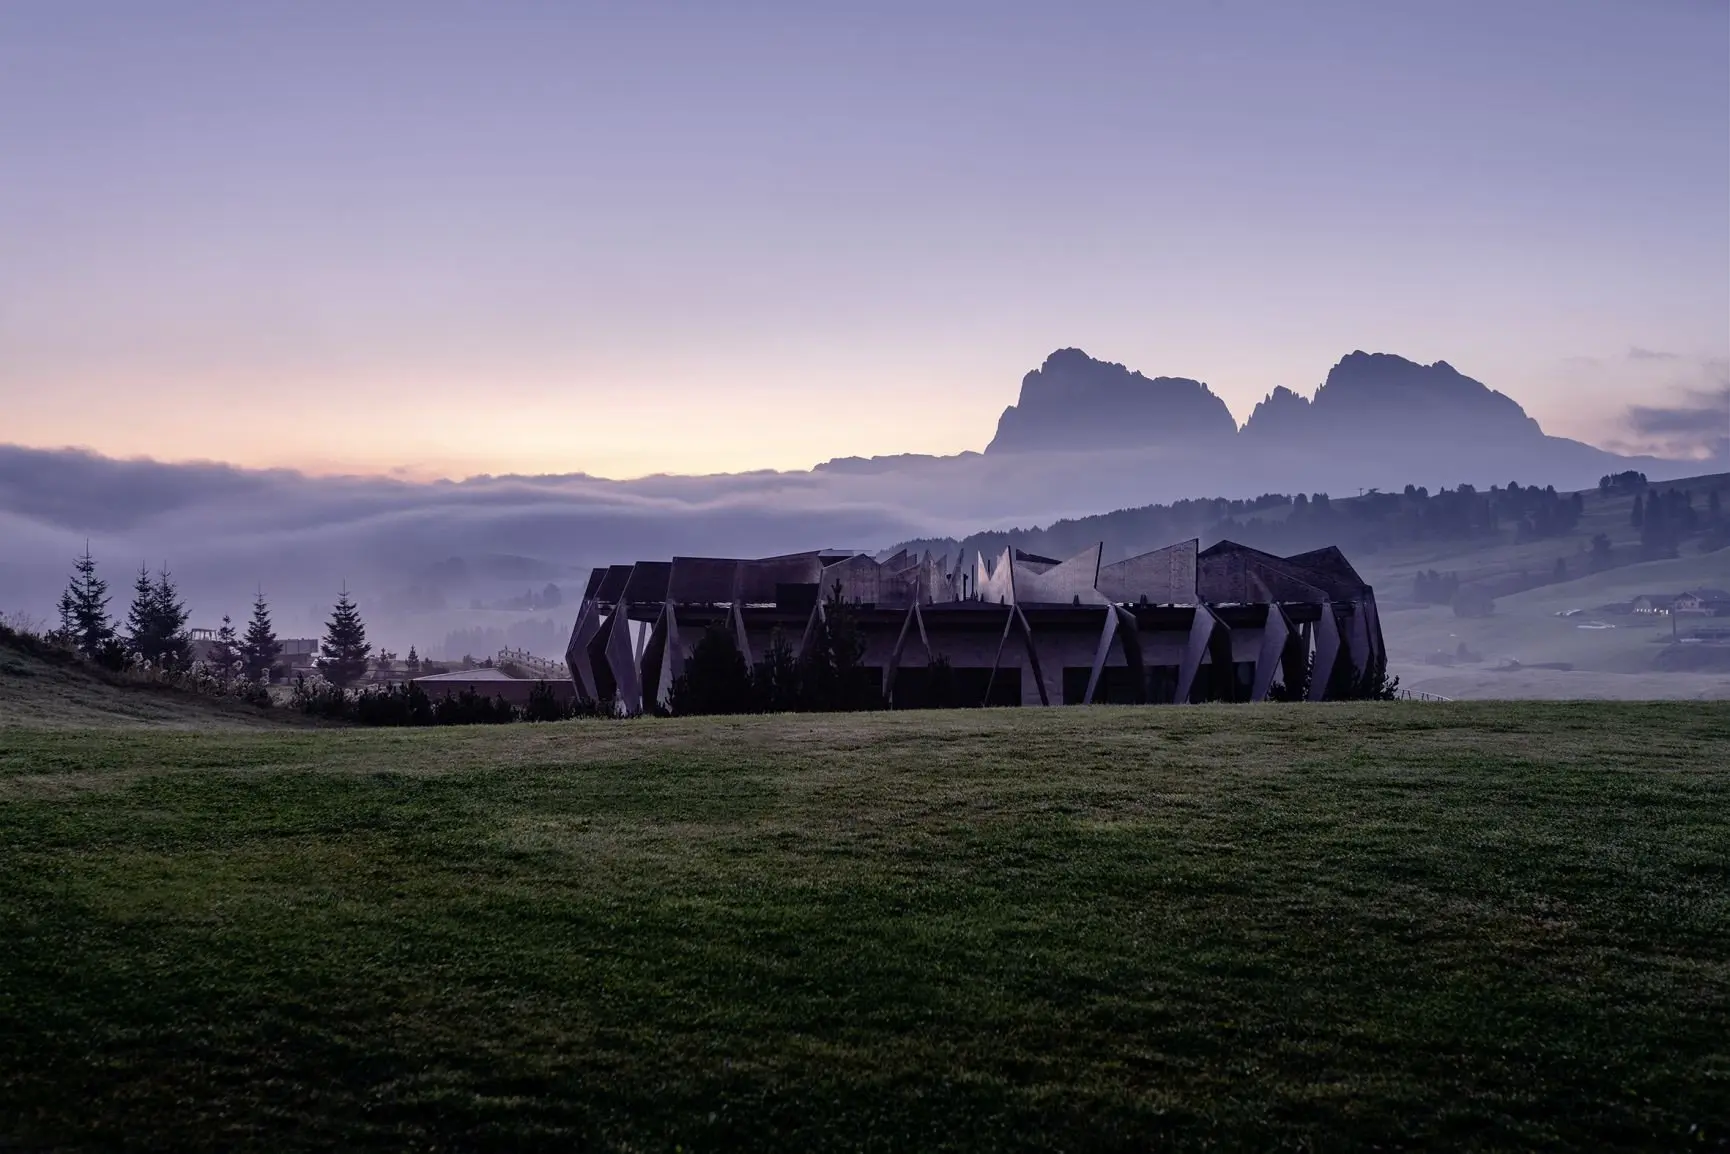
[565,538,1384,714]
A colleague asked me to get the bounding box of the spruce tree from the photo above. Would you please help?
[207,614,242,683]
[240,592,283,684]
[56,545,116,661]
[150,568,192,671]
[667,623,753,715]
[124,564,154,664]
[127,565,191,670]
[752,629,802,713]
[317,588,372,688]
[799,581,872,710]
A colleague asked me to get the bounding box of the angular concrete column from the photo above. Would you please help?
[798,599,826,662]
[640,607,671,712]
[563,598,603,701]
[1014,604,1051,706]
[651,602,689,713]
[1345,602,1370,683]
[1283,619,1311,699]
[1082,605,1118,705]
[663,603,684,687]
[1173,603,1221,705]
[1113,606,1146,702]
[1362,591,1386,672]
[983,604,1016,705]
[884,603,919,702]
[1250,603,1292,703]
[1308,601,1341,702]
[605,606,642,715]
[729,601,753,666]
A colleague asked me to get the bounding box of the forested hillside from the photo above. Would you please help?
[892,471,1728,602]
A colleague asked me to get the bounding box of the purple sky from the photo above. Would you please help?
[2,0,1726,478]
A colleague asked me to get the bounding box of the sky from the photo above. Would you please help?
[2,0,1726,479]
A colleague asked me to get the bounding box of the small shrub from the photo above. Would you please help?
[431,688,518,725]
[523,680,572,722]
[290,675,352,719]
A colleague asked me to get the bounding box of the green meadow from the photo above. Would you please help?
[2,696,1726,1151]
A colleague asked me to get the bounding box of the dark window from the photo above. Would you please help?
[1062,665,1142,704]
[892,665,934,708]
[1146,664,1179,704]
[846,666,884,705]
[1062,666,1090,704]
[946,666,1021,707]
[775,583,819,612]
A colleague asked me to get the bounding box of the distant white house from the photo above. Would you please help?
[1674,589,1730,616]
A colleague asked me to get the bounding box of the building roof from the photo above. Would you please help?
[594,564,635,602]
[585,537,1373,613]
[620,560,672,603]
[737,553,826,603]
[1276,545,1371,598]
[1197,540,1339,603]
[414,667,518,681]
[668,556,742,603]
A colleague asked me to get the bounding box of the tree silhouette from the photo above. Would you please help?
[125,564,190,670]
[668,623,754,715]
[241,592,283,684]
[317,588,372,688]
[56,544,117,663]
[208,615,242,682]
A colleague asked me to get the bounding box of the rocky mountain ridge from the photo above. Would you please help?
[985,348,1239,452]
[984,348,1557,455]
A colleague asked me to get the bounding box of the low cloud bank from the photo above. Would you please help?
[1624,381,1730,462]
[1,422,1712,659]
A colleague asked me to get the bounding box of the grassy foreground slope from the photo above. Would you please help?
[2,706,1727,1152]
[0,632,290,729]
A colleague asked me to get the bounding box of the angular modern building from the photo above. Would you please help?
[564,539,1385,713]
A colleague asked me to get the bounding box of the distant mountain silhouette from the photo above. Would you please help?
[976,348,1649,485]
[1242,351,1543,443]
[985,348,1238,453]
[2,347,1711,655]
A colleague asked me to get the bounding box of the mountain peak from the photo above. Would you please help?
[1240,352,1546,444]
[985,349,1238,453]
[1314,351,1540,433]
[1241,385,1312,437]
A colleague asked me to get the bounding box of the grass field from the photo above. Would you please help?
[0,631,308,730]
[2,693,1727,1151]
